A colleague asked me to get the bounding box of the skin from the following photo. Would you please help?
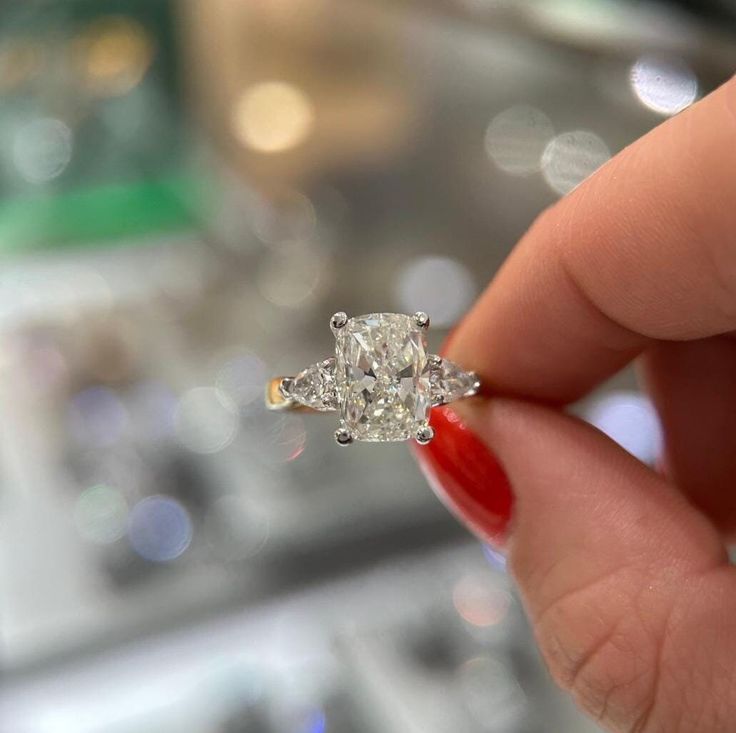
[445,76,736,732]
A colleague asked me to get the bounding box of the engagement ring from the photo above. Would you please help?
[265,312,481,445]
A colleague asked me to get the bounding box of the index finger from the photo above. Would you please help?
[449,78,736,403]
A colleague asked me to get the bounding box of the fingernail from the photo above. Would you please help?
[413,404,513,548]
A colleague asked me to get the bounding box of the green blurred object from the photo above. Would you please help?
[0,0,208,251]
[0,173,206,252]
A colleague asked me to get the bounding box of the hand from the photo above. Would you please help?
[415,77,736,732]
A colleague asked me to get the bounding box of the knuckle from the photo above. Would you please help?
[569,634,653,728]
[540,603,655,726]
[529,566,662,730]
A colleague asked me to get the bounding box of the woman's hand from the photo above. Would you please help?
[415,77,736,732]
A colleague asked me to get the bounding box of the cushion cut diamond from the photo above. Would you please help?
[335,313,430,441]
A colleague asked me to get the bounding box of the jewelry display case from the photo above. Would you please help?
[1,1,734,731]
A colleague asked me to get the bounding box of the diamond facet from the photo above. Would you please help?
[429,358,479,406]
[335,313,430,442]
[290,358,338,411]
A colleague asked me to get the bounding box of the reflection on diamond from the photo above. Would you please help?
[335,313,430,442]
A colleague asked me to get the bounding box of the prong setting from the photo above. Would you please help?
[267,312,480,445]
[279,377,295,400]
[330,311,348,333]
[414,311,430,330]
[334,426,353,446]
[467,372,481,397]
[415,425,434,445]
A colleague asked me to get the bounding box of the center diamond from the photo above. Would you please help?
[335,313,430,442]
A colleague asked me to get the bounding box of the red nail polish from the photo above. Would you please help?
[413,405,513,547]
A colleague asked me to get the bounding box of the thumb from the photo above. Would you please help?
[417,399,736,733]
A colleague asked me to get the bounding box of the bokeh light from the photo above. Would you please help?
[67,386,128,449]
[457,656,527,730]
[275,415,307,462]
[72,16,154,97]
[452,575,510,627]
[541,130,610,195]
[261,413,307,463]
[21,337,68,393]
[128,495,193,562]
[272,702,329,733]
[250,190,317,246]
[128,380,178,441]
[630,56,697,116]
[215,352,268,407]
[175,387,239,454]
[0,265,112,326]
[232,81,315,153]
[204,495,270,560]
[74,484,129,545]
[299,708,327,733]
[585,390,663,465]
[13,118,73,184]
[482,544,507,572]
[62,267,114,317]
[242,406,308,465]
[257,241,329,309]
[484,105,554,176]
[396,256,477,328]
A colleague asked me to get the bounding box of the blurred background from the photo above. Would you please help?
[0,1,734,731]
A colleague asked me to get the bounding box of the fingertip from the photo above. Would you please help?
[439,398,732,730]
[412,404,513,548]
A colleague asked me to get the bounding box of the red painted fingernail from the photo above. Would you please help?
[413,405,513,548]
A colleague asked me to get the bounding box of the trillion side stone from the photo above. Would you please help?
[288,358,338,411]
[335,313,430,442]
[430,357,479,406]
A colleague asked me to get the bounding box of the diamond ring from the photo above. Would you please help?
[265,312,480,446]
